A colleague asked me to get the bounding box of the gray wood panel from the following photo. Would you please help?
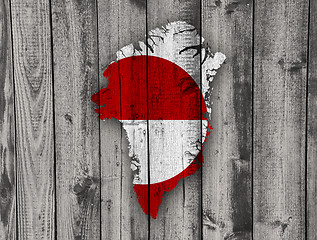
[0,0,16,239]
[97,1,122,239]
[51,0,100,239]
[202,0,253,239]
[253,0,309,239]
[147,1,202,239]
[307,0,317,238]
[10,0,55,238]
[97,0,148,239]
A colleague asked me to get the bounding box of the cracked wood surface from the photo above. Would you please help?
[51,0,100,239]
[1,0,316,239]
[10,0,55,238]
[254,0,309,239]
[202,0,253,239]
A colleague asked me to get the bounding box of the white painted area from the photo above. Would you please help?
[121,120,208,184]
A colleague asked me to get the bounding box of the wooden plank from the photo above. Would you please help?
[97,0,148,239]
[253,0,309,239]
[0,0,16,239]
[307,0,317,238]
[51,0,100,239]
[201,0,253,239]
[146,1,202,239]
[10,0,55,239]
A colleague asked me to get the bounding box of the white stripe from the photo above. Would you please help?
[121,120,208,184]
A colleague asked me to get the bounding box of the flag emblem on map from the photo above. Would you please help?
[92,21,225,219]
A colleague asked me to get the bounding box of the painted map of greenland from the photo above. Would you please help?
[92,21,225,218]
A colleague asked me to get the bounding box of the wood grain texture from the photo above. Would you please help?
[0,0,16,239]
[202,0,253,239]
[10,0,55,239]
[2,1,316,239]
[97,0,148,239]
[147,1,202,239]
[253,0,309,239]
[307,0,317,239]
[51,0,100,239]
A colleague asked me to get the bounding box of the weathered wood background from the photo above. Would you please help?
[0,0,315,239]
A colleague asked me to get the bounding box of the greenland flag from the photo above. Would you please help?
[92,21,225,219]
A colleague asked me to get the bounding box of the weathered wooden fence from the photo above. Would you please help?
[0,0,315,239]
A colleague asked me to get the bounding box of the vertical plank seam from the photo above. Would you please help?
[118,22,123,240]
[117,2,123,239]
[95,0,102,239]
[305,0,311,238]
[119,69,122,240]
[145,0,150,239]
[7,0,18,238]
[116,2,122,239]
[119,26,122,240]
[251,0,255,239]
[47,0,57,238]
[197,0,201,239]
